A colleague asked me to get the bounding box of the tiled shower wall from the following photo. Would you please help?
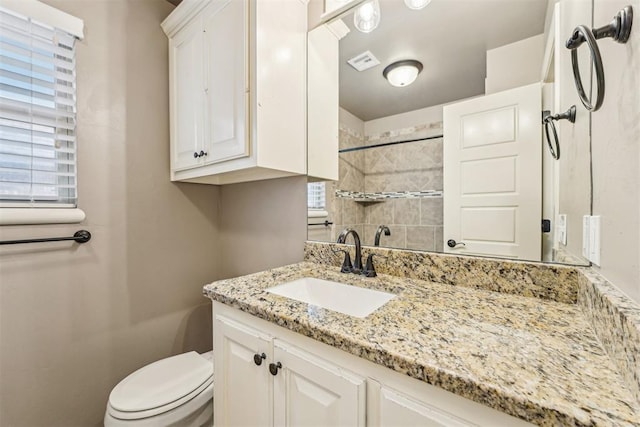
[329,118,444,251]
[329,124,366,241]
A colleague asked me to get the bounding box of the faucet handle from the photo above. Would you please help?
[332,247,353,273]
[340,251,353,273]
[362,253,388,278]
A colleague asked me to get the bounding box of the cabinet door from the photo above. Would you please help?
[307,24,339,181]
[214,315,272,426]
[376,385,475,427]
[202,0,249,164]
[273,340,365,427]
[170,17,205,171]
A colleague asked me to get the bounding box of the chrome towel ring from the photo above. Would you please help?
[543,106,576,160]
[565,6,633,112]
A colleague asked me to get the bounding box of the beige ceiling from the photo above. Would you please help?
[339,0,549,121]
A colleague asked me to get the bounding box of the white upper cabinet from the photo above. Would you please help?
[307,19,349,181]
[162,0,307,185]
[202,0,249,165]
[170,16,204,171]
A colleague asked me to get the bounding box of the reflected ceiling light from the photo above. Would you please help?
[404,0,432,10]
[383,60,423,87]
[353,0,380,33]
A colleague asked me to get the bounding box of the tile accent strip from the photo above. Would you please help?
[335,189,443,200]
[304,241,579,304]
[578,268,640,402]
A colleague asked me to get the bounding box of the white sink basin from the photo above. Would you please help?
[266,277,395,318]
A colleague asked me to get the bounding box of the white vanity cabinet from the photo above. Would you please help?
[213,312,366,426]
[212,302,533,427]
[213,314,271,426]
[369,382,485,427]
[162,0,307,185]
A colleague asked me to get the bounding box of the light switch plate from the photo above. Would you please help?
[589,215,601,266]
[582,215,590,259]
[557,214,567,245]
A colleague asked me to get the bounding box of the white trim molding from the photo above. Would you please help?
[0,0,84,39]
[161,0,209,37]
[308,209,329,219]
[0,208,86,225]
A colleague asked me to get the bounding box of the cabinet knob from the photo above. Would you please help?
[253,353,266,366]
[193,151,199,159]
[269,361,282,376]
[199,150,207,157]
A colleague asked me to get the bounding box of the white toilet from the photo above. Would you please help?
[104,351,213,427]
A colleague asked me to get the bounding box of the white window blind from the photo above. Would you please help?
[307,182,326,210]
[0,6,78,207]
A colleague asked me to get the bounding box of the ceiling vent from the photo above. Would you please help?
[347,51,380,72]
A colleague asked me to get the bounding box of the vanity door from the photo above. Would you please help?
[373,385,475,427]
[272,339,366,426]
[214,314,273,426]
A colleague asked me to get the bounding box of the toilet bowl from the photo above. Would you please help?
[104,351,213,427]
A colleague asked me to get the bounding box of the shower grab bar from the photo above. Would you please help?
[543,106,576,160]
[0,230,91,246]
[565,6,633,112]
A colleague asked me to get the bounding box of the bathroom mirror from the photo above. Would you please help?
[307,0,593,265]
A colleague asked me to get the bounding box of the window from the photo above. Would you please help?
[0,3,81,209]
[307,182,326,210]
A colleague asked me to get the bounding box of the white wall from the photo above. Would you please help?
[591,0,640,302]
[485,34,545,94]
[553,0,593,262]
[364,104,443,137]
[340,107,365,135]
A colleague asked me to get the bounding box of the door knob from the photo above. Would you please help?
[253,353,266,366]
[269,362,282,376]
[447,239,466,248]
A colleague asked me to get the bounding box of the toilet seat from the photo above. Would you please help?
[108,351,213,421]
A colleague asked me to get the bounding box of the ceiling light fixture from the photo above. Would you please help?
[353,0,381,33]
[383,60,423,87]
[403,0,432,10]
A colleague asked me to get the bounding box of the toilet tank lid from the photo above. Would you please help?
[109,351,213,413]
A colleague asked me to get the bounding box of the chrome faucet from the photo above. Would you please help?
[374,225,391,246]
[336,228,363,273]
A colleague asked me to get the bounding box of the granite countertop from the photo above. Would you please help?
[203,261,640,426]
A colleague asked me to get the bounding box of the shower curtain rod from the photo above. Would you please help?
[338,134,443,154]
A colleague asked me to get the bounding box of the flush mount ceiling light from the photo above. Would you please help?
[383,60,423,87]
[353,0,381,33]
[404,0,432,10]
